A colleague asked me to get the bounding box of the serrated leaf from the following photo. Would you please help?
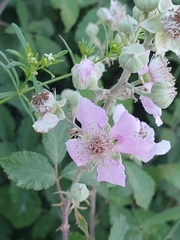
[61,162,99,186]
[0,151,56,190]
[140,207,180,228]
[74,208,89,238]
[0,185,41,228]
[109,215,129,240]
[158,163,180,189]
[42,120,70,164]
[124,161,155,209]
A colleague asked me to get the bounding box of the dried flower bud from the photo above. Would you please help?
[119,44,148,73]
[134,0,159,13]
[71,58,102,90]
[70,183,89,203]
[31,90,56,114]
[151,81,177,109]
[119,15,138,35]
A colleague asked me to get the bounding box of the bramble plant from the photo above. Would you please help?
[1,0,180,239]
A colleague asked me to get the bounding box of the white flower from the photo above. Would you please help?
[44,53,55,61]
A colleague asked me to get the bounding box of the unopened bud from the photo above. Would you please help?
[85,22,99,37]
[119,15,138,35]
[97,7,111,22]
[119,44,148,73]
[70,183,89,203]
[133,0,159,13]
[71,58,102,90]
[151,81,177,109]
[61,89,82,107]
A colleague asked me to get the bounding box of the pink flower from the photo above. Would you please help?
[71,58,102,90]
[66,98,157,187]
[138,55,175,126]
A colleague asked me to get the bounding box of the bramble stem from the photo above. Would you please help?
[89,186,97,240]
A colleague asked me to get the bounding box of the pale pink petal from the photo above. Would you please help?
[65,139,90,167]
[32,112,59,133]
[140,121,155,141]
[140,96,163,126]
[97,159,126,187]
[76,98,108,132]
[114,136,157,162]
[156,140,171,155]
[113,104,126,123]
[110,110,140,138]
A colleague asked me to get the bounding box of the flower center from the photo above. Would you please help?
[83,130,114,161]
[161,6,180,40]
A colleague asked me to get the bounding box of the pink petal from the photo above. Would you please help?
[97,159,126,187]
[32,112,59,133]
[156,140,171,155]
[114,136,157,162]
[65,139,90,167]
[110,110,140,138]
[76,98,108,132]
[140,96,163,126]
[113,104,126,123]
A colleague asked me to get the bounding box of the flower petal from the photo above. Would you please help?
[32,112,59,133]
[76,98,108,132]
[65,139,90,167]
[110,109,140,138]
[113,104,126,123]
[140,96,163,126]
[158,0,174,13]
[114,136,157,162]
[156,140,171,155]
[97,159,126,187]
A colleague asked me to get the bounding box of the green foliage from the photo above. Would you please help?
[0,151,56,190]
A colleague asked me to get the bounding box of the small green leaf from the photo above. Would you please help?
[61,162,99,186]
[74,208,89,238]
[6,49,26,61]
[0,151,56,190]
[0,91,16,100]
[109,216,129,240]
[140,207,180,228]
[124,161,155,209]
[11,23,27,51]
[42,120,70,165]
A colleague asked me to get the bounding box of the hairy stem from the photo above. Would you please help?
[89,186,97,240]
[60,166,85,240]
[103,69,131,113]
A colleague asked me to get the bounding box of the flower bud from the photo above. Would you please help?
[119,44,148,73]
[70,183,89,203]
[71,58,102,90]
[133,0,159,13]
[133,6,144,22]
[151,81,177,109]
[31,89,56,114]
[61,89,82,107]
[97,7,111,22]
[85,22,99,37]
[119,15,138,35]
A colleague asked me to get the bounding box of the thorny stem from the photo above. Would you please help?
[60,166,85,240]
[89,186,97,240]
[124,81,151,98]
[54,164,64,203]
[103,69,131,113]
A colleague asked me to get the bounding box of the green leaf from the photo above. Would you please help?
[11,23,27,51]
[0,142,16,158]
[15,0,29,28]
[0,185,41,228]
[6,49,26,61]
[158,163,180,189]
[27,18,55,36]
[42,120,70,164]
[140,207,180,228]
[109,216,129,240]
[61,162,99,186]
[0,91,16,100]
[51,0,79,33]
[124,161,155,209]
[0,215,12,240]
[5,61,28,70]
[74,208,89,238]
[35,35,61,55]
[0,151,56,190]
[69,232,87,240]
[0,105,15,141]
